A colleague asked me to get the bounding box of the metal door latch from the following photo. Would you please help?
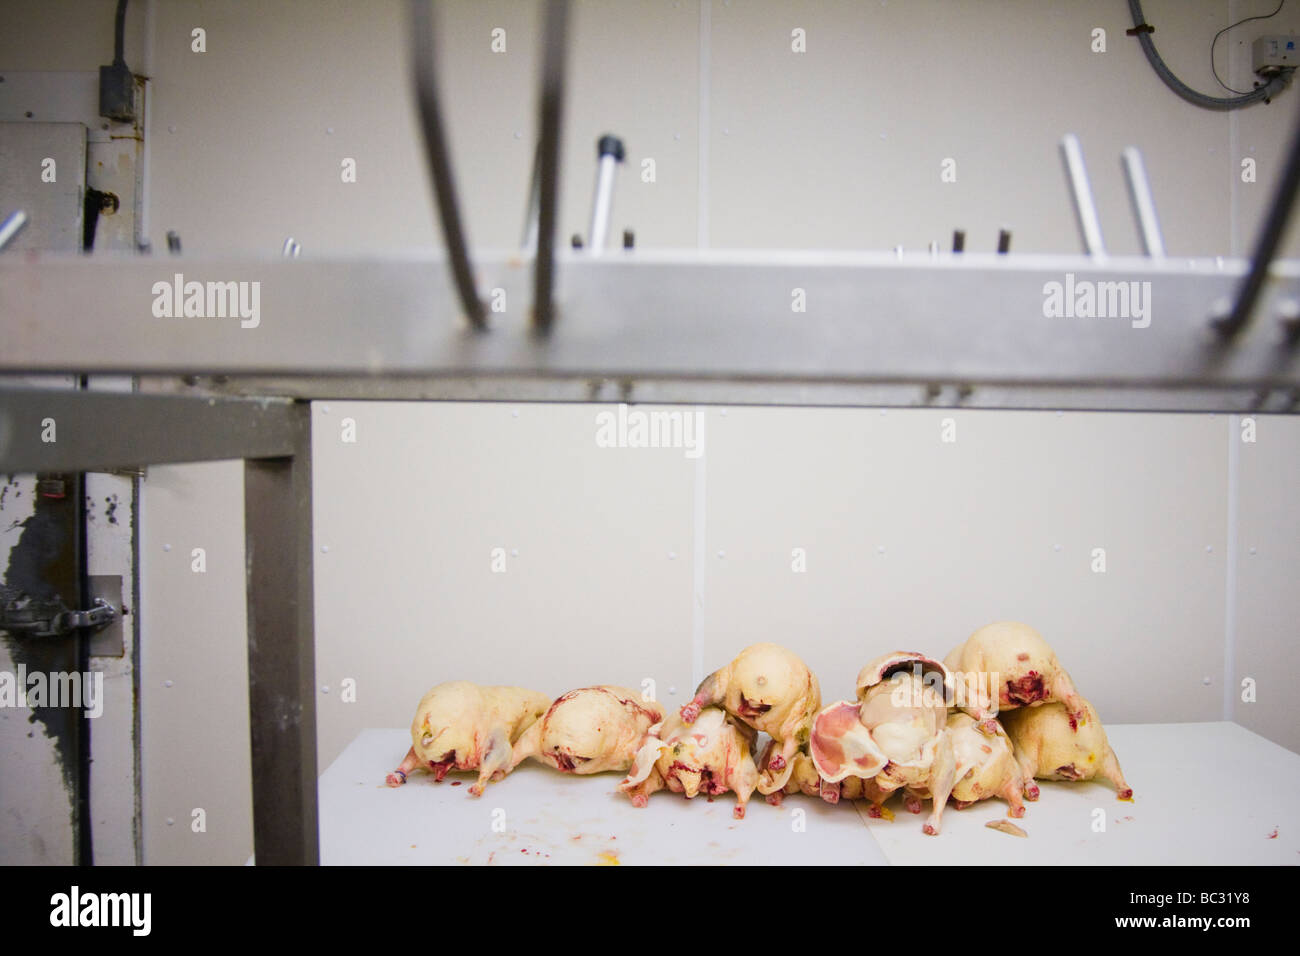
[0,587,117,639]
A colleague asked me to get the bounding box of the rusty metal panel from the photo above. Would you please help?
[0,471,86,865]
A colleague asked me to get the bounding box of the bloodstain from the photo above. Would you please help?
[1267,828,1279,839]
[1006,672,1046,706]
[450,781,462,786]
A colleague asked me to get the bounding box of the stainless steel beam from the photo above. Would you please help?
[3,253,1298,399]
[243,402,317,866]
[142,374,1300,413]
[0,389,299,472]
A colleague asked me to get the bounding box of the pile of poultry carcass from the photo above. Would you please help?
[385,622,1132,834]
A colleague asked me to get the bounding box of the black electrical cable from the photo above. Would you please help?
[100,0,135,123]
[1129,0,1291,109]
[113,0,127,66]
[1212,0,1286,95]
[1216,89,1300,336]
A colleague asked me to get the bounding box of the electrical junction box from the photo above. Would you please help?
[1253,35,1300,75]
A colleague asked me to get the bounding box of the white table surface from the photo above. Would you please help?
[865,722,1300,865]
[317,723,1299,865]
[319,728,887,865]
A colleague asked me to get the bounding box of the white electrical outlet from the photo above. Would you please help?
[1252,35,1300,74]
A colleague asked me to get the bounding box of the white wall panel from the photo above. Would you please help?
[310,401,696,771]
[700,407,1228,723]
[708,0,1238,255]
[1232,415,1300,753]
[138,461,252,866]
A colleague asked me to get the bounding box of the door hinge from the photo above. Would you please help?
[0,586,117,639]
